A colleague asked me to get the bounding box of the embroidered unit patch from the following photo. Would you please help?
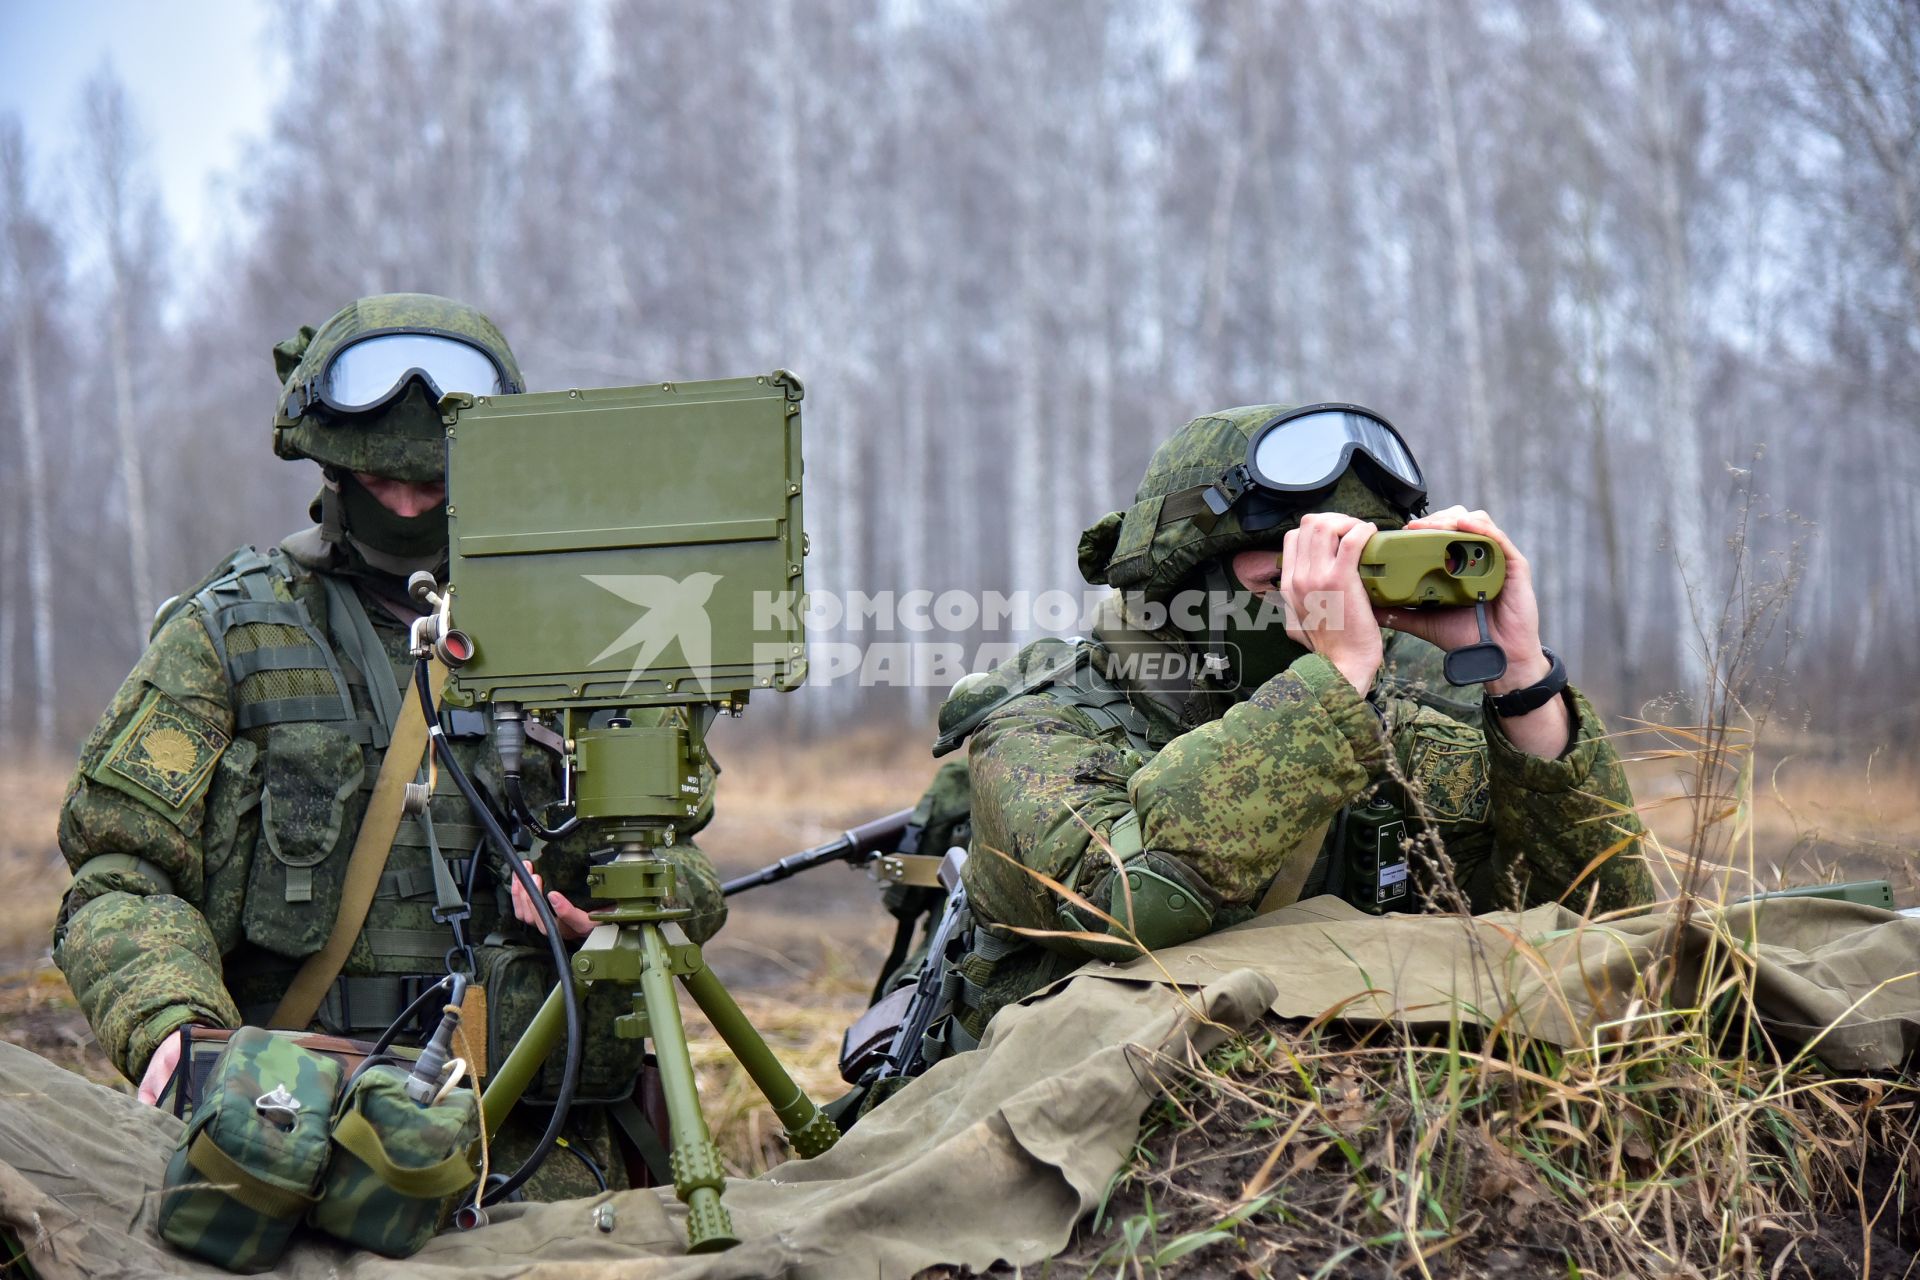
[1409,736,1490,823]
[103,692,228,811]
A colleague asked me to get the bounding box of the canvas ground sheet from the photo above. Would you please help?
[3,896,1915,1280]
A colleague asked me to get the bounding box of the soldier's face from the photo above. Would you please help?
[1230,548,1284,598]
[352,470,447,518]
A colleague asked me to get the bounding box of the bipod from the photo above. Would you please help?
[479,836,841,1252]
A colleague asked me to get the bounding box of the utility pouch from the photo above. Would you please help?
[200,738,262,953]
[157,1026,343,1273]
[159,1025,416,1120]
[245,723,366,958]
[309,1063,479,1257]
[476,939,645,1103]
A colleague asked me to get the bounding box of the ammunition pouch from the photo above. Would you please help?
[476,937,646,1104]
[310,1063,480,1257]
[158,1026,477,1272]
[245,723,366,958]
[158,1026,344,1273]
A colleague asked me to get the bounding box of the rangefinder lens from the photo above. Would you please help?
[1444,541,1490,577]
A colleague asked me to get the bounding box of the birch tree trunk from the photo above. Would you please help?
[81,70,161,638]
[1640,8,1714,701]
[1008,31,1046,633]
[2,153,58,751]
[1426,3,1493,497]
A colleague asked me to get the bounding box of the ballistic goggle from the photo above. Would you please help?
[283,328,521,419]
[1201,403,1427,529]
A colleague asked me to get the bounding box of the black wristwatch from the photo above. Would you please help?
[1486,647,1567,718]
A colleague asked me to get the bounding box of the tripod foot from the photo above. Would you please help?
[684,1186,739,1254]
[786,1107,839,1159]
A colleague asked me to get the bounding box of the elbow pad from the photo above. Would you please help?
[1064,813,1219,953]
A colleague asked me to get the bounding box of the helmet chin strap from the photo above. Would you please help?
[1198,560,1238,695]
[1161,561,1241,730]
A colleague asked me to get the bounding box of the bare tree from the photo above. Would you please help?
[1,121,59,751]
[76,65,166,638]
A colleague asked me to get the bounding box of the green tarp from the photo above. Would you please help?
[3,897,1915,1279]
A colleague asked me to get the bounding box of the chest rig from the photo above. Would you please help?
[189,547,504,1034]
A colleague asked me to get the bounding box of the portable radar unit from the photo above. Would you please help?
[411,372,830,1251]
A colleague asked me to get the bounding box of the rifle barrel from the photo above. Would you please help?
[721,807,916,896]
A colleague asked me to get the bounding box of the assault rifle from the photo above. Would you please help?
[721,807,939,896]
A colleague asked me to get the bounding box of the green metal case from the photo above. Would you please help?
[443,374,807,708]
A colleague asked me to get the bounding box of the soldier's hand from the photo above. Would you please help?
[510,860,596,942]
[1278,511,1384,696]
[137,1028,195,1106]
[1375,507,1549,693]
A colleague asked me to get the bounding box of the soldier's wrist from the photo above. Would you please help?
[130,1007,210,1078]
[1486,646,1552,697]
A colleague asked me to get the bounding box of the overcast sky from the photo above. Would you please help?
[0,0,275,261]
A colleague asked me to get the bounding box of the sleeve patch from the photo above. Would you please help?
[1408,733,1490,824]
[96,688,228,814]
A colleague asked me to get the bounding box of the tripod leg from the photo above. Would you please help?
[682,965,841,1157]
[639,923,738,1253]
[480,980,568,1142]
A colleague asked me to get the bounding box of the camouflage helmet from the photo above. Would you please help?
[271,293,524,484]
[1077,403,1422,598]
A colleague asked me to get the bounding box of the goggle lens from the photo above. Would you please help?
[322,333,505,410]
[1249,408,1422,492]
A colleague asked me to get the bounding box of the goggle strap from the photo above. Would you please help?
[1160,485,1226,534]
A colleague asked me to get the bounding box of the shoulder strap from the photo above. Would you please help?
[1036,654,1164,758]
[195,551,362,733]
[269,658,448,1031]
[318,574,402,750]
[933,639,1165,760]
[148,546,265,640]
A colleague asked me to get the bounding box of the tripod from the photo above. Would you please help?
[478,830,840,1251]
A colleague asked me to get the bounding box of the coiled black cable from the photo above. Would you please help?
[414,659,582,1204]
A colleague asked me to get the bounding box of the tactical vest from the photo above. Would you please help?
[921,634,1466,1055]
[181,548,505,1035]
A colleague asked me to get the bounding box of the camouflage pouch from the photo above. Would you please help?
[157,1025,344,1273]
[244,723,366,958]
[158,1025,417,1119]
[477,939,645,1102]
[309,1063,479,1257]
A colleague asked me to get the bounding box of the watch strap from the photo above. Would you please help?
[1487,647,1567,718]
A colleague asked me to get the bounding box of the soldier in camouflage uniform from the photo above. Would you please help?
[918,402,1653,1056]
[53,293,725,1199]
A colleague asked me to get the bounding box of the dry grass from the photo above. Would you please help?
[1626,744,1920,902]
[0,762,69,961]
[1053,1006,1919,1279]
[1020,474,1920,1278]
[1013,727,1920,1278]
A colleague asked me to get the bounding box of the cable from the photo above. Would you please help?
[414,658,582,1204]
[553,1136,609,1193]
[505,773,581,841]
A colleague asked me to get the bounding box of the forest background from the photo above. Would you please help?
[2,0,1917,834]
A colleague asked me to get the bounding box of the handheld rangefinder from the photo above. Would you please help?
[1356,530,1505,608]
